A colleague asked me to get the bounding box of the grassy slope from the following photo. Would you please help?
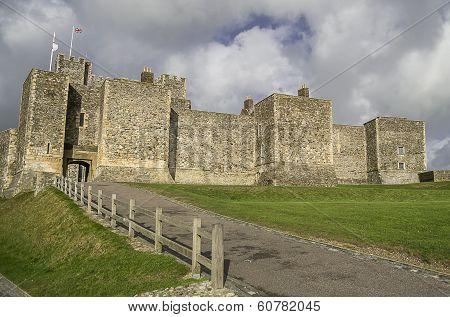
[0,188,192,296]
[129,182,450,267]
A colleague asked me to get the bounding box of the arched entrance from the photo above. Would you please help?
[65,160,91,182]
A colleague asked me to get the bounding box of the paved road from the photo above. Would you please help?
[88,182,449,297]
[0,274,29,297]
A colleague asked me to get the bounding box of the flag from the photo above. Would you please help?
[70,26,83,57]
[49,32,58,71]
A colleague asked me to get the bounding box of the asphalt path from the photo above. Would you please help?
[87,182,449,297]
[0,274,29,297]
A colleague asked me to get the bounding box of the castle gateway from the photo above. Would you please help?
[0,55,427,194]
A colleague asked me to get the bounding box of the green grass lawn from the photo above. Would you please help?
[0,187,192,296]
[128,182,450,268]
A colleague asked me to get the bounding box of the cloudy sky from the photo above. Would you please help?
[0,0,449,169]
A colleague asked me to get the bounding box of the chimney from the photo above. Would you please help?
[241,96,254,116]
[141,66,154,83]
[244,96,253,109]
[298,83,309,97]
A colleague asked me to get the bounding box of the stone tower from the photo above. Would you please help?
[254,89,336,186]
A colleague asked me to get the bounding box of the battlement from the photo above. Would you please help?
[157,74,186,83]
[55,54,92,85]
[56,54,89,64]
[155,74,187,99]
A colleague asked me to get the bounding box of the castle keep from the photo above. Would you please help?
[0,54,428,194]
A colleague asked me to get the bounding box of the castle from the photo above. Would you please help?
[0,54,428,195]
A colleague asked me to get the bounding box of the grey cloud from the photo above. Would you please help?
[0,0,449,169]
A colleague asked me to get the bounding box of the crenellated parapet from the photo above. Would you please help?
[155,74,187,99]
[55,54,92,85]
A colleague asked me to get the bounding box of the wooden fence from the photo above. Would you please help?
[53,176,224,289]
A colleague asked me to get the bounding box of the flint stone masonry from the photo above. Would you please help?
[7,69,69,193]
[254,94,336,186]
[333,124,368,184]
[170,108,256,185]
[0,53,432,195]
[154,74,187,99]
[0,129,17,190]
[96,78,172,183]
[55,55,91,85]
[65,83,102,147]
[364,117,426,184]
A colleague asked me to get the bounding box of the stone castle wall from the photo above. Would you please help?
[21,70,69,173]
[0,54,432,193]
[55,55,91,85]
[65,83,103,148]
[96,78,172,183]
[0,129,17,190]
[364,118,381,184]
[9,69,69,192]
[155,74,186,99]
[170,108,256,185]
[364,117,426,184]
[332,124,368,184]
[14,71,33,178]
[253,95,277,184]
[266,94,336,186]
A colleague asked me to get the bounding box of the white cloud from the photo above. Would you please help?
[165,26,303,113]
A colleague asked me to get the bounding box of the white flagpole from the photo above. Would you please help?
[69,26,74,57]
[49,32,56,71]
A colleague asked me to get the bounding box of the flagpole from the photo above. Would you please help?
[69,26,74,57]
[49,32,56,71]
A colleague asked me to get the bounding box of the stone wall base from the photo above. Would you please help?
[174,169,256,186]
[95,166,173,184]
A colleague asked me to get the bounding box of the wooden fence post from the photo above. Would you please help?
[128,199,135,238]
[87,186,92,213]
[155,207,163,253]
[68,180,72,198]
[97,190,103,216]
[74,181,78,202]
[80,183,84,205]
[111,194,117,228]
[211,223,224,289]
[192,217,202,278]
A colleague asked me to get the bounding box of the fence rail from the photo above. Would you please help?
[54,176,224,289]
